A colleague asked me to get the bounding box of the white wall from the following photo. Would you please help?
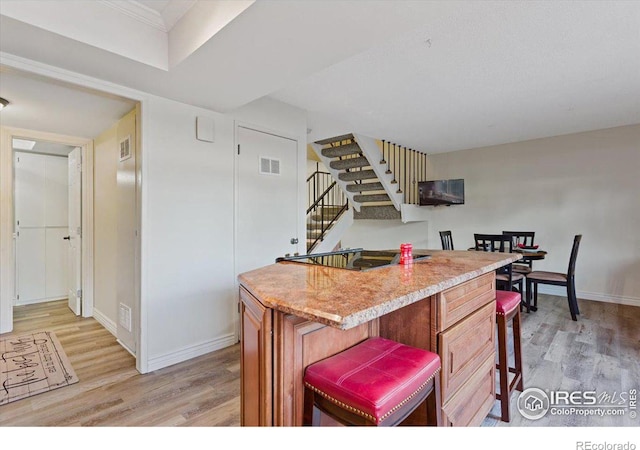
[93,124,118,330]
[422,124,640,305]
[140,95,307,371]
[142,96,235,370]
[341,220,428,252]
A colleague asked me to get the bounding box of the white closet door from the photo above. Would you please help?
[15,152,46,228]
[237,126,299,276]
[67,147,82,315]
[46,227,68,298]
[16,228,46,303]
[45,155,69,227]
[14,151,69,304]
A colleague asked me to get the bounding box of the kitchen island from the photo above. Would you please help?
[238,249,521,426]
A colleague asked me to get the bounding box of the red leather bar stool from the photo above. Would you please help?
[495,290,524,422]
[303,337,442,426]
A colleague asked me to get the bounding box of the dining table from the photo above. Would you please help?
[512,248,547,311]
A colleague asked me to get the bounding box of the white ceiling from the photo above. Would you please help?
[1,0,639,152]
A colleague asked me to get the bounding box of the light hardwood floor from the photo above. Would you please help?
[1,295,638,427]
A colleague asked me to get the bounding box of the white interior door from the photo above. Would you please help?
[67,147,82,315]
[237,126,299,276]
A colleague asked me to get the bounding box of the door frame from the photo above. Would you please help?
[0,126,94,331]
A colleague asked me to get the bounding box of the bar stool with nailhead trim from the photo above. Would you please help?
[303,337,442,426]
[495,290,524,422]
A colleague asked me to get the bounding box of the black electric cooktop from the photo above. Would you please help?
[276,248,430,271]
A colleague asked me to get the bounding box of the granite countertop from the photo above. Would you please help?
[238,249,521,330]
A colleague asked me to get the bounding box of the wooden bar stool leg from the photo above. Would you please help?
[496,313,510,422]
[513,309,524,392]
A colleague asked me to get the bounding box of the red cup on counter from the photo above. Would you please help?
[400,243,413,265]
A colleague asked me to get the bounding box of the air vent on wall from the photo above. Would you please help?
[119,303,132,332]
[259,157,281,175]
[119,136,131,161]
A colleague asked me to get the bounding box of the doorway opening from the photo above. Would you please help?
[13,138,82,316]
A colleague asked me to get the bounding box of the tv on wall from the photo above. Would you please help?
[418,179,465,206]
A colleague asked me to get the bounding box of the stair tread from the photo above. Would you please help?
[315,134,355,145]
[354,205,401,220]
[339,170,377,181]
[353,193,390,202]
[321,144,361,158]
[346,182,384,192]
[329,157,370,170]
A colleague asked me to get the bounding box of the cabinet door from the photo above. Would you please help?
[240,287,272,426]
[439,300,495,403]
[441,355,496,427]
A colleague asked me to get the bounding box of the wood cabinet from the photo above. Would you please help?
[239,271,497,427]
[240,287,272,426]
[438,272,496,426]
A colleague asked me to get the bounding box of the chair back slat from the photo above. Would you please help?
[502,231,535,248]
[439,230,454,250]
[474,233,516,291]
[567,234,582,277]
[474,233,512,253]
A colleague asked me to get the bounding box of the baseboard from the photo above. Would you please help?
[15,295,66,306]
[146,334,238,372]
[92,307,117,337]
[537,285,640,307]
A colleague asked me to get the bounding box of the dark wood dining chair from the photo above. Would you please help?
[502,231,536,275]
[473,233,524,293]
[525,234,582,321]
[439,230,454,250]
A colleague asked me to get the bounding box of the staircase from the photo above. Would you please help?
[310,133,430,222]
[312,134,400,220]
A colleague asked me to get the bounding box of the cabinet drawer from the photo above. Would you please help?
[438,272,495,330]
[439,300,495,402]
[442,354,496,427]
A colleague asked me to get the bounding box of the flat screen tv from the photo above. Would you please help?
[418,179,465,206]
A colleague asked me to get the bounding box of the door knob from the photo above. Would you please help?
[290,238,298,244]
[63,236,71,240]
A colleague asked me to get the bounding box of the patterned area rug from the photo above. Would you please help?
[1,330,79,406]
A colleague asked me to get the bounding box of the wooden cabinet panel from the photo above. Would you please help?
[439,301,495,402]
[273,313,377,426]
[379,294,436,352]
[438,272,495,330]
[442,354,496,427]
[240,287,272,426]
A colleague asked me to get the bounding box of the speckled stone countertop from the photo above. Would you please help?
[238,249,521,330]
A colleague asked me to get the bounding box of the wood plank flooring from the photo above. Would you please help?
[0,300,240,426]
[1,294,638,427]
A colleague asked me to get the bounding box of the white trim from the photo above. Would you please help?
[14,296,67,307]
[99,0,168,32]
[0,128,14,333]
[537,285,640,308]
[146,334,237,372]
[0,53,146,103]
[92,307,118,337]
